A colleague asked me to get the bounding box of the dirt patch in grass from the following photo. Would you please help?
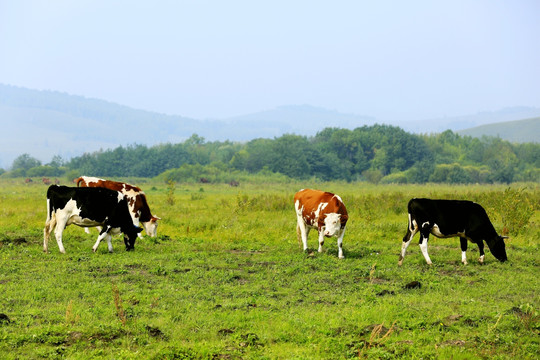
[0,236,29,246]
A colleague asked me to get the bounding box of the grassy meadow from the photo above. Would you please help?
[0,178,538,359]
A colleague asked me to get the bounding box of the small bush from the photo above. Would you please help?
[380,172,408,184]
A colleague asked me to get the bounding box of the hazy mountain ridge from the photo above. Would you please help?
[216,105,377,140]
[1,83,538,168]
[457,117,540,143]
[400,106,540,133]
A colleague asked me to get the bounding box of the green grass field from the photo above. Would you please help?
[0,179,538,359]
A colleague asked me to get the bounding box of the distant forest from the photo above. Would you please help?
[2,125,539,184]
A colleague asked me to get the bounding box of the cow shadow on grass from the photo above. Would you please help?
[341,249,366,259]
[304,248,365,259]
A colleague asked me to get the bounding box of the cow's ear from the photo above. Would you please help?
[340,214,349,224]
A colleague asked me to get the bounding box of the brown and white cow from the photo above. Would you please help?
[74,176,160,237]
[294,189,348,258]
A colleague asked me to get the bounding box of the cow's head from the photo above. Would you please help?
[124,226,143,251]
[142,216,161,237]
[320,213,344,237]
[487,235,508,262]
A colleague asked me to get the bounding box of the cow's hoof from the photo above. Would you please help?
[338,256,345,259]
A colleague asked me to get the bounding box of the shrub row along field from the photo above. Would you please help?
[0,179,538,359]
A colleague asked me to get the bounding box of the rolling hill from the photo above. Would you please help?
[457,117,540,143]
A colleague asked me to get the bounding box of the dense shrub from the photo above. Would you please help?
[380,172,408,184]
[26,166,66,177]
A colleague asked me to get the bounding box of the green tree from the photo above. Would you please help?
[60,125,538,183]
[483,138,518,183]
[12,153,41,171]
[47,155,65,168]
[269,135,311,178]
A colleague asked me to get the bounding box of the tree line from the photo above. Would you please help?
[2,125,539,184]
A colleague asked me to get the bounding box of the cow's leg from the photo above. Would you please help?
[296,216,309,252]
[43,213,56,253]
[476,240,485,264]
[317,230,325,253]
[124,235,136,251]
[398,214,417,266]
[336,226,346,259]
[295,224,302,248]
[137,220,144,239]
[133,219,144,239]
[460,237,468,265]
[419,222,433,265]
[106,233,114,253]
[92,226,111,252]
[84,227,91,234]
[53,217,68,254]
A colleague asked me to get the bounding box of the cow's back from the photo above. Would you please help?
[408,198,496,236]
[409,198,470,219]
[48,185,126,223]
[295,189,348,223]
[76,176,137,192]
[295,189,333,211]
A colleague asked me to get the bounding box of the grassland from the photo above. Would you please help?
[0,179,538,359]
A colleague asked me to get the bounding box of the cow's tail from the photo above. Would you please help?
[403,213,418,240]
[296,224,302,248]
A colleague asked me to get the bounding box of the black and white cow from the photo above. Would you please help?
[44,185,142,253]
[398,198,507,265]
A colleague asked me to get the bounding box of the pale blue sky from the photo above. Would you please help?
[1,0,539,122]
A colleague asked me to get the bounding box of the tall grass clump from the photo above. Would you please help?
[112,282,127,326]
[166,180,176,206]
[497,187,536,235]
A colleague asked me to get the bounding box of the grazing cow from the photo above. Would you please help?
[44,185,142,253]
[398,198,508,266]
[74,176,160,237]
[294,189,348,258]
[42,177,51,185]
